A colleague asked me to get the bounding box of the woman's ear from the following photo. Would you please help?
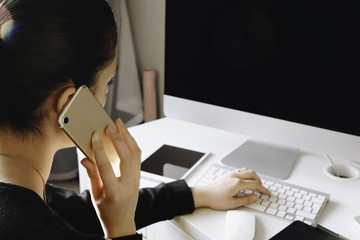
[55,86,76,115]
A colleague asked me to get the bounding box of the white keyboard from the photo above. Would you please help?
[196,163,330,226]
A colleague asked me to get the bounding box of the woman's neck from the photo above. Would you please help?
[0,132,55,201]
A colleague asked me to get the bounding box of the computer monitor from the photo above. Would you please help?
[164,0,359,178]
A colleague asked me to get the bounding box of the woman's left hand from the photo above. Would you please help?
[191,168,271,210]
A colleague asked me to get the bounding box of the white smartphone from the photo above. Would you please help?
[58,85,119,173]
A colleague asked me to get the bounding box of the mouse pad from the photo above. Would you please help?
[141,144,207,180]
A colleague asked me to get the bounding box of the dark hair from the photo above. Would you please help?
[0,0,117,137]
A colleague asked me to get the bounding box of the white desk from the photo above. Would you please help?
[79,117,360,239]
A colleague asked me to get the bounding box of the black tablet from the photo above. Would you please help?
[141,144,210,182]
[271,221,347,240]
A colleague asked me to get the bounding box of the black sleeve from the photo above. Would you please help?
[111,233,142,240]
[135,180,195,229]
[46,184,143,240]
[46,184,104,236]
[46,179,195,236]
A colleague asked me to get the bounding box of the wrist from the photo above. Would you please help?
[105,229,137,239]
[103,220,137,239]
[190,186,208,208]
[108,233,142,240]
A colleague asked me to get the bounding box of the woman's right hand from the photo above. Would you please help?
[191,168,271,211]
[81,118,141,238]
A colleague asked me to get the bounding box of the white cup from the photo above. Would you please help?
[323,163,359,181]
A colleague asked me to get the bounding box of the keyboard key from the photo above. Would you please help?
[294,192,302,198]
[277,188,286,194]
[303,206,312,213]
[261,195,269,200]
[278,205,287,211]
[253,191,261,197]
[312,204,321,214]
[296,210,316,220]
[247,203,267,212]
[318,195,326,200]
[294,204,303,210]
[269,197,278,203]
[279,194,287,199]
[270,203,279,209]
[311,197,325,205]
[269,186,277,192]
[236,191,247,197]
[287,196,296,202]
[300,190,308,195]
[271,192,279,197]
[244,189,254,195]
[302,195,311,201]
[266,207,278,215]
[304,220,312,225]
[276,210,286,218]
[286,190,295,196]
[267,181,274,186]
[287,208,296,214]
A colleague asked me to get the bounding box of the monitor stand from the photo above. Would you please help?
[221,139,299,179]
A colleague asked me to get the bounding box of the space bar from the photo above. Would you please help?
[246,203,267,212]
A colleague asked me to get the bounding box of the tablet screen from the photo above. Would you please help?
[141,144,208,180]
[271,221,345,240]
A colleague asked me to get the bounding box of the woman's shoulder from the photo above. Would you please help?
[0,182,103,240]
[0,181,44,206]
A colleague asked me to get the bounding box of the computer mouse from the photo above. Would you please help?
[226,210,255,240]
[353,216,360,236]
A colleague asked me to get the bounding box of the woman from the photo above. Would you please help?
[0,0,270,239]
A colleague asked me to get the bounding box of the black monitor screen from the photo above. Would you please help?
[165,0,359,136]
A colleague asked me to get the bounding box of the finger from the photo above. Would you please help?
[106,125,132,159]
[235,169,262,183]
[237,168,248,172]
[115,118,142,168]
[92,131,117,192]
[106,124,141,179]
[106,125,134,172]
[81,158,103,199]
[115,118,130,137]
[259,186,271,196]
[232,194,259,207]
[115,118,140,152]
[235,170,271,195]
[106,126,140,185]
[234,179,271,196]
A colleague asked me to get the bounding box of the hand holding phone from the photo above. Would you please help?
[81,119,141,238]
